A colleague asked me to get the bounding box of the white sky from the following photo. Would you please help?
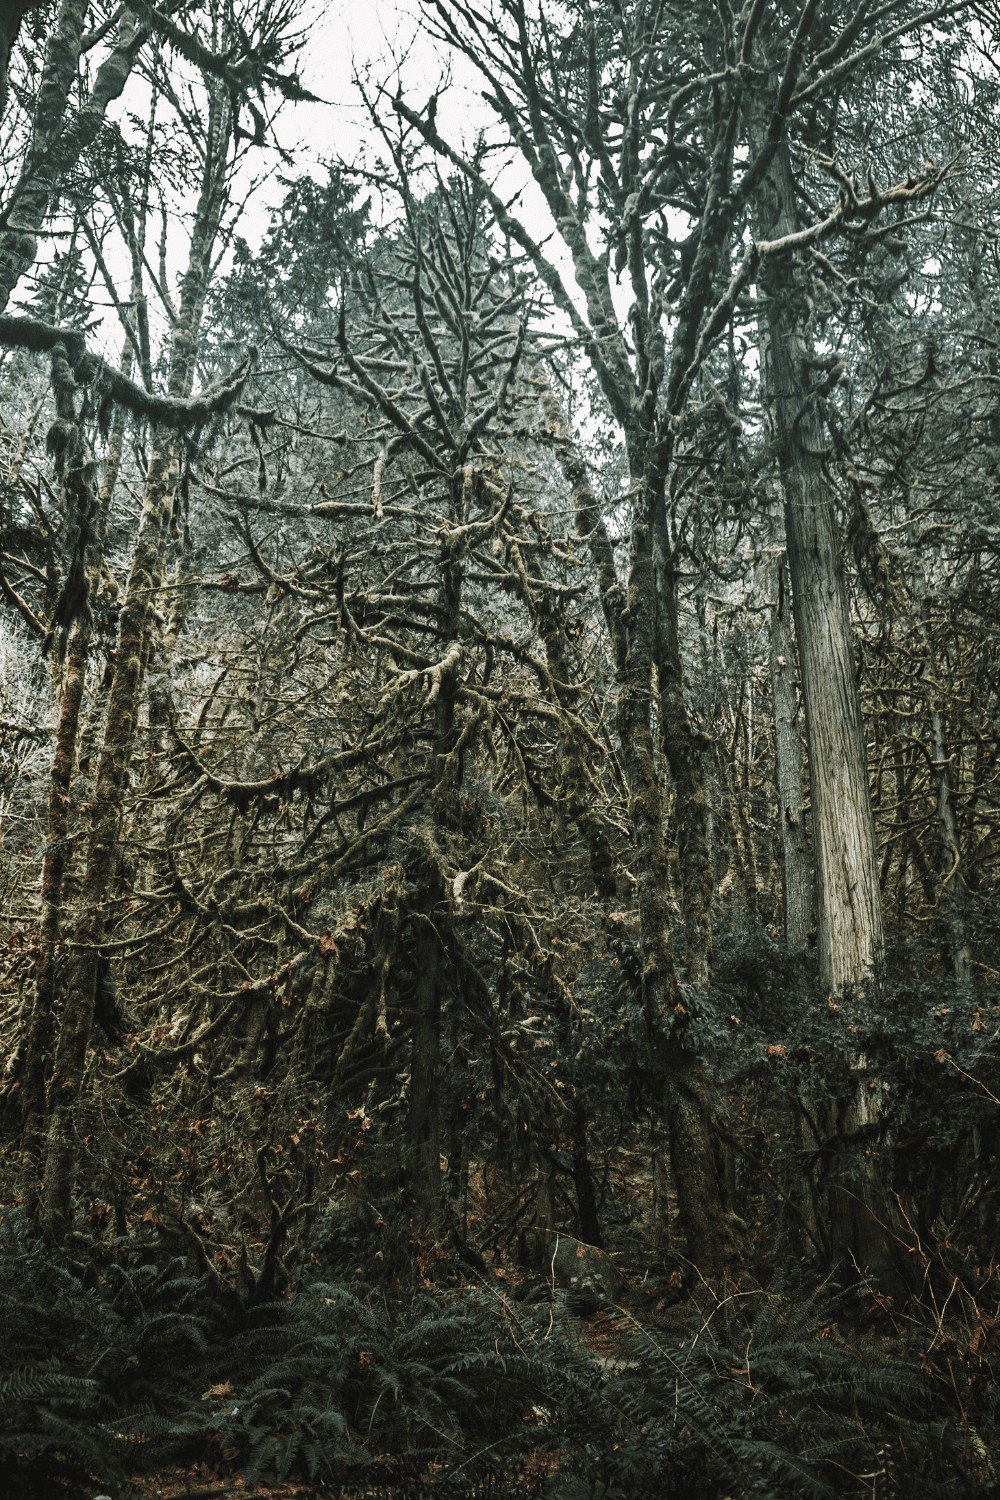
[279,2,484,186]
[273,3,607,337]
[27,5,602,370]
[74,4,469,360]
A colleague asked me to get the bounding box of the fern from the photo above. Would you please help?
[0,1365,119,1498]
[557,1288,974,1499]
[0,1210,983,1497]
[0,1211,214,1489]
[208,1280,370,1483]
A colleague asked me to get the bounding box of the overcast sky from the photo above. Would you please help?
[286,2,479,178]
[282,4,627,338]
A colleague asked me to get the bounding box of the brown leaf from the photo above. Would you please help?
[202,1380,234,1401]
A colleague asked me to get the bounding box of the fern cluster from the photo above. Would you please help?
[206,1282,367,1485]
[0,1212,583,1494]
[208,1280,595,1488]
[560,1290,976,1500]
[1,1208,991,1498]
[0,1212,209,1495]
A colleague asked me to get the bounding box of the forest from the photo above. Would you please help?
[1,1,999,1496]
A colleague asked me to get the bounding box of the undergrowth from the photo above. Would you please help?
[0,1209,994,1498]
[572,1289,977,1499]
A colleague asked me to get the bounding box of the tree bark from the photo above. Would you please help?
[0,6,141,313]
[752,113,889,1278]
[655,567,714,985]
[20,423,126,1202]
[617,516,729,1278]
[542,397,729,1276]
[769,551,813,949]
[929,702,971,983]
[755,138,884,996]
[39,94,230,1239]
[20,293,136,1206]
[40,436,180,1237]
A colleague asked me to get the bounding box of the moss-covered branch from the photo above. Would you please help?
[0,313,256,426]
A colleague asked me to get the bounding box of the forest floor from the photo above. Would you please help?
[130,1454,560,1498]
[5,1209,993,1499]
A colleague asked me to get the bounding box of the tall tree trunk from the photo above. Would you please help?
[542,396,730,1277]
[753,120,888,1276]
[756,181,884,992]
[39,103,229,1238]
[40,436,181,1236]
[20,273,138,1205]
[655,565,714,985]
[20,399,127,1206]
[615,516,728,1277]
[769,551,813,949]
[929,701,971,983]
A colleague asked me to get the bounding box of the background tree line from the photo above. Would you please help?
[1,2,1000,1496]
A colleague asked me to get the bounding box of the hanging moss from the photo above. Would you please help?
[0,312,257,428]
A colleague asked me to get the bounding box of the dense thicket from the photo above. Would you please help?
[1,2,999,1496]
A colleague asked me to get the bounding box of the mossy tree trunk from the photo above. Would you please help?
[542,397,730,1277]
[0,5,141,313]
[20,374,128,1209]
[615,503,729,1278]
[39,89,232,1239]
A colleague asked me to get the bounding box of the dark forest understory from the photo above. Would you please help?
[2,2,1000,1496]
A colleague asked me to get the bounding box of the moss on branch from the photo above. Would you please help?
[0,313,256,427]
